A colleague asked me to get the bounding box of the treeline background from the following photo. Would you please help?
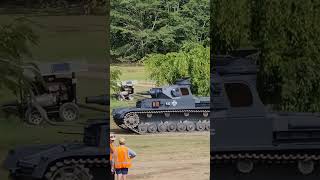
[211,0,320,112]
[0,0,106,15]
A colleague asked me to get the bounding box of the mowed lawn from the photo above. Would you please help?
[0,15,107,179]
[113,132,210,180]
[0,15,106,63]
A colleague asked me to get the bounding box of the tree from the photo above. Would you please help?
[0,18,39,97]
[110,68,122,93]
[143,42,210,96]
[111,0,209,62]
[211,0,250,55]
[253,0,320,112]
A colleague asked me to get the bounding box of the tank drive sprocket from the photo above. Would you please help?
[123,112,140,128]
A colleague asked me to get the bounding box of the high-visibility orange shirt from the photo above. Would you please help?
[110,143,115,161]
[114,146,132,169]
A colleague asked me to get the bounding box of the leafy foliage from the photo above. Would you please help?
[111,0,209,62]
[0,18,39,97]
[254,0,320,112]
[110,68,122,93]
[211,0,250,54]
[144,42,210,96]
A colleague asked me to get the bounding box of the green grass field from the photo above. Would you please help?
[0,15,106,63]
[111,64,149,81]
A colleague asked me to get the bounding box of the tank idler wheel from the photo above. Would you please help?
[205,121,210,131]
[157,122,167,132]
[196,121,206,131]
[147,123,157,133]
[186,122,195,132]
[237,159,254,174]
[167,122,177,132]
[298,160,314,175]
[138,123,148,133]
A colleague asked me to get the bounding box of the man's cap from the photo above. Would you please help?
[119,137,125,144]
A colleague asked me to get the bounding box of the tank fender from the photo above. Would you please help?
[112,108,134,119]
[3,144,59,170]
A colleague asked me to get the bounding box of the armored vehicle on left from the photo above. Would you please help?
[1,62,87,125]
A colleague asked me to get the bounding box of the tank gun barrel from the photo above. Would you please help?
[85,95,109,106]
[137,91,151,96]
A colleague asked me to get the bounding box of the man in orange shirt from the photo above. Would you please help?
[110,133,116,174]
[114,137,136,180]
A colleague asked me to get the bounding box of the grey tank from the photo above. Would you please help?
[3,96,113,180]
[211,50,320,179]
[112,78,210,134]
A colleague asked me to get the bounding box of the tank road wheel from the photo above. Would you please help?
[45,164,93,180]
[25,108,44,125]
[124,113,140,128]
[167,122,177,132]
[157,122,167,132]
[59,102,80,122]
[177,121,187,132]
[138,123,148,133]
[237,159,254,174]
[205,121,210,131]
[186,122,196,132]
[298,160,314,175]
[196,121,206,131]
[147,123,157,133]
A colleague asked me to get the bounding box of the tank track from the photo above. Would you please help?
[115,109,210,134]
[211,152,320,175]
[44,157,109,180]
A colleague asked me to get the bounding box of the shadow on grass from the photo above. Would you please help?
[110,128,136,135]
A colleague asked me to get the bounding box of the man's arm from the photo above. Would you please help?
[128,148,136,159]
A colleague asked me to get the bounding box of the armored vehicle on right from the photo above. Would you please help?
[112,78,210,134]
[211,50,320,179]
